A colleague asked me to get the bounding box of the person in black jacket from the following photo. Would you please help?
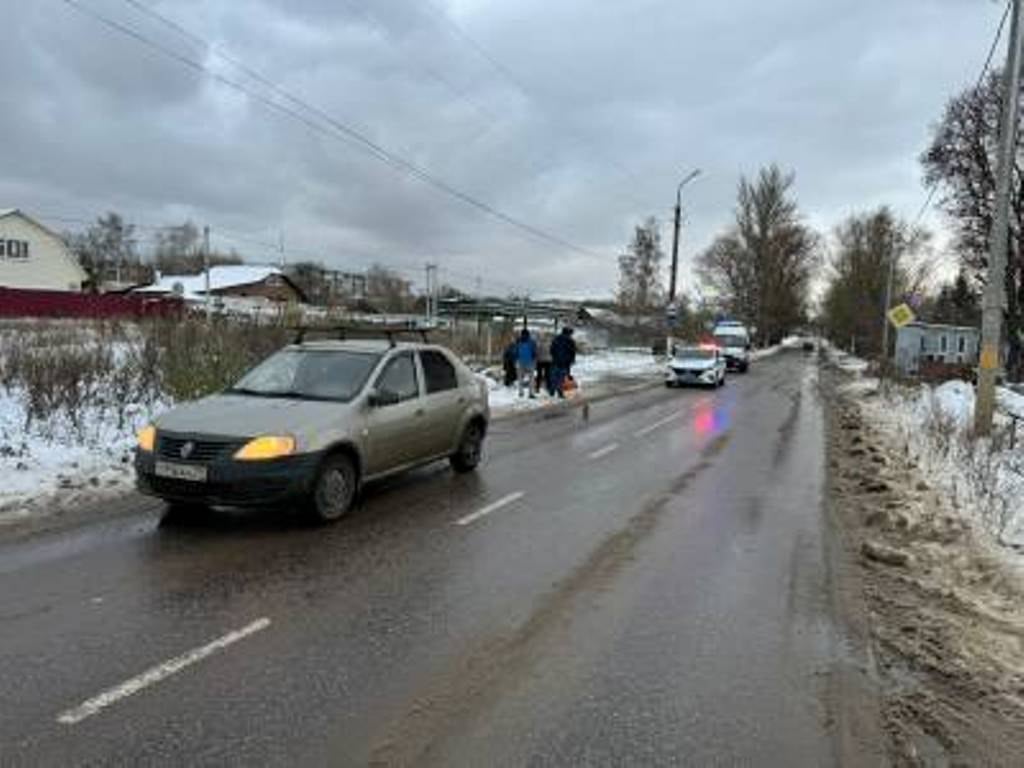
[502,337,518,387]
[549,326,577,397]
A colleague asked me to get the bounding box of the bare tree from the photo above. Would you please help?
[617,217,665,323]
[697,165,818,345]
[366,264,414,313]
[821,207,929,357]
[922,69,1024,376]
[153,222,242,274]
[65,212,138,284]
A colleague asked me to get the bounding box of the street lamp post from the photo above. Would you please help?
[667,169,701,357]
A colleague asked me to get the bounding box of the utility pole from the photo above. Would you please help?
[880,240,897,372]
[667,168,701,356]
[278,231,285,270]
[977,0,1024,436]
[203,225,211,322]
[424,263,438,326]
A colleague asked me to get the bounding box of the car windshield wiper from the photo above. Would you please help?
[278,390,346,402]
[225,386,277,397]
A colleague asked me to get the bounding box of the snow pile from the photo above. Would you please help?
[0,388,157,524]
[828,345,1024,548]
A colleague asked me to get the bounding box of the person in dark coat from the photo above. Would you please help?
[502,337,518,387]
[550,326,577,397]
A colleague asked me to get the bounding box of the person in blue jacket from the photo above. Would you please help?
[550,326,577,398]
[515,328,538,398]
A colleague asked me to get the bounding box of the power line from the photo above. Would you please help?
[414,0,654,197]
[120,0,650,221]
[61,0,607,262]
[913,0,1012,228]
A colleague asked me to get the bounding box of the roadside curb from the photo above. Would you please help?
[491,377,664,426]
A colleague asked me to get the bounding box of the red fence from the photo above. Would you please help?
[0,287,182,319]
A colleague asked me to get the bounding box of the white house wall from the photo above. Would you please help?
[0,214,87,291]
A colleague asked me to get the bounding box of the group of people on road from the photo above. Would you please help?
[502,326,577,399]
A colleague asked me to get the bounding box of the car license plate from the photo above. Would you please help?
[154,461,208,483]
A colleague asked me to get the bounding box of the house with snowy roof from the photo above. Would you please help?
[135,265,306,306]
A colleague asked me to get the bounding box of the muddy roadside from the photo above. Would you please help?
[821,361,1024,765]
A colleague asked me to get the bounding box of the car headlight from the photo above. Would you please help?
[234,435,297,461]
[137,424,156,452]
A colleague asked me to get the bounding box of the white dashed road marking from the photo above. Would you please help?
[587,443,619,460]
[455,492,525,527]
[633,411,683,438]
[57,617,271,725]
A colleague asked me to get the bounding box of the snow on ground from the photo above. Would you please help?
[0,390,155,525]
[481,348,666,415]
[825,343,1024,549]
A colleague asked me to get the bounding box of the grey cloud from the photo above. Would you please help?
[0,0,1007,297]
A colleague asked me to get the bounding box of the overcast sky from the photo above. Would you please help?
[1,0,1008,298]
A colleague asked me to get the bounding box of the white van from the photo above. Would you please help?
[712,321,752,372]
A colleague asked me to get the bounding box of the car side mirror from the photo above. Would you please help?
[368,388,400,407]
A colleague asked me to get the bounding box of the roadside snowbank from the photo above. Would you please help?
[0,389,156,524]
[825,344,1024,548]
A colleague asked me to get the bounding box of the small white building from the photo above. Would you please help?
[0,209,88,292]
[894,322,980,375]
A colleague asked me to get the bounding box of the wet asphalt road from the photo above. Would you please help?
[0,350,846,766]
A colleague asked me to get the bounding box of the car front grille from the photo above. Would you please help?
[157,435,244,463]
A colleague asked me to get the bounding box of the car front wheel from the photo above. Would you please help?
[309,453,358,523]
[451,422,484,473]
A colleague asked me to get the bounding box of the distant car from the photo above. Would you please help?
[802,339,815,352]
[666,345,727,388]
[135,340,490,523]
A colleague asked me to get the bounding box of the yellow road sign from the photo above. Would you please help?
[887,303,915,329]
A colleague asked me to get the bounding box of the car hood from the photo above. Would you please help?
[672,358,716,371]
[155,394,355,440]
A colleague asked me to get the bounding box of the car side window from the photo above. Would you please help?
[375,353,419,403]
[419,350,458,394]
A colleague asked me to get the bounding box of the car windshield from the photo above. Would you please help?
[229,349,380,402]
[714,334,746,348]
[675,347,715,360]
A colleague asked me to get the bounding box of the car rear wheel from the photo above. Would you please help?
[308,453,358,523]
[451,422,484,473]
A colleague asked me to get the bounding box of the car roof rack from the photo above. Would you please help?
[290,324,432,348]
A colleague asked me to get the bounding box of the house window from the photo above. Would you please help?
[958,336,965,353]
[5,240,29,259]
[919,336,926,351]
[940,335,948,352]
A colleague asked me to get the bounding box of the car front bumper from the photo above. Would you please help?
[723,355,748,371]
[135,450,322,508]
[667,368,718,386]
